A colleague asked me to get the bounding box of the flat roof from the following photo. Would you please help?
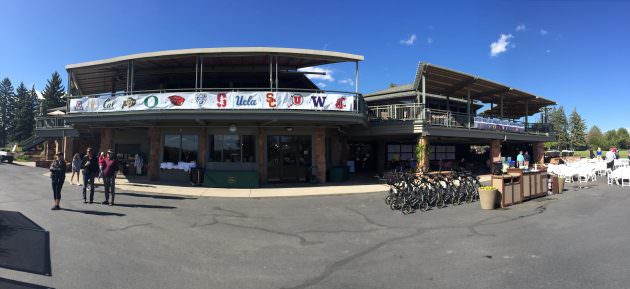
[66,47,364,69]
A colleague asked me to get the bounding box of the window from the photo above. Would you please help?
[163,134,199,162]
[387,144,415,161]
[429,145,456,161]
[209,135,256,163]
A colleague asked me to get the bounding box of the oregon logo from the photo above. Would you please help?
[143,95,159,108]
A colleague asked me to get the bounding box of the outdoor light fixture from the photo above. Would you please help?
[229,124,237,133]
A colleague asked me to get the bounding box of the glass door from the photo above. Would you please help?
[267,135,311,183]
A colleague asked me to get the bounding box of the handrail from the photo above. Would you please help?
[35,116,71,129]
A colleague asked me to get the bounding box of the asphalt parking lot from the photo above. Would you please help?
[2,162,630,289]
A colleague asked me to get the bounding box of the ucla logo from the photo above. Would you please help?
[235,95,257,106]
[195,93,207,106]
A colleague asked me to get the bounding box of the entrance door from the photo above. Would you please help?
[267,135,312,182]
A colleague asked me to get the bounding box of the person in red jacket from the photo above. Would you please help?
[98,152,106,181]
[102,150,119,206]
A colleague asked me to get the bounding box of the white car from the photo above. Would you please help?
[0,149,15,163]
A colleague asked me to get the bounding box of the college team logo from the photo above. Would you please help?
[194,92,207,106]
[287,94,303,108]
[217,93,227,108]
[168,95,185,106]
[235,95,257,106]
[74,100,83,111]
[102,96,117,110]
[122,97,136,109]
[335,97,346,110]
[143,95,159,109]
[311,95,326,108]
[266,92,276,108]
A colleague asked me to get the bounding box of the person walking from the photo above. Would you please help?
[81,147,99,204]
[102,150,119,206]
[70,153,81,185]
[49,152,66,210]
[98,152,106,182]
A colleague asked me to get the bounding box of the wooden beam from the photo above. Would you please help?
[470,87,511,99]
[440,77,478,96]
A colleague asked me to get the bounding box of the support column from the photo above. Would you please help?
[63,136,74,162]
[148,127,161,181]
[533,142,545,164]
[313,127,327,183]
[54,139,62,155]
[99,128,113,153]
[46,139,56,160]
[198,127,207,166]
[490,139,502,168]
[329,129,342,166]
[257,127,266,185]
[417,136,430,172]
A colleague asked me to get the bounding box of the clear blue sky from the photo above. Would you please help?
[1,0,629,131]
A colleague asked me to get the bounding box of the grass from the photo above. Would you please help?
[574,150,628,158]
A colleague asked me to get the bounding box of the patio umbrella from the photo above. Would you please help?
[47,110,65,116]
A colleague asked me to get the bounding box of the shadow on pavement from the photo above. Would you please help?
[0,211,52,276]
[111,203,177,209]
[117,192,197,200]
[0,276,53,289]
[61,208,125,217]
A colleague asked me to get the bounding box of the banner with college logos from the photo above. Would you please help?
[68,91,355,113]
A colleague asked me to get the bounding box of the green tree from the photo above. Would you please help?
[568,108,587,150]
[40,71,65,113]
[616,128,629,149]
[389,83,398,88]
[0,78,16,146]
[548,106,569,150]
[603,130,618,149]
[587,126,604,149]
[13,83,38,141]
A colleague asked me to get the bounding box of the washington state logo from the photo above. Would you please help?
[168,95,185,106]
[335,97,346,110]
[194,93,207,106]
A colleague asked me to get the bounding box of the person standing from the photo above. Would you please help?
[49,152,66,210]
[524,151,531,167]
[605,148,616,170]
[516,150,524,168]
[70,153,81,185]
[98,152,106,182]
[102,150,119,206]
[589,149,595,159]
[596,147,602,160]
[81,147,99,203]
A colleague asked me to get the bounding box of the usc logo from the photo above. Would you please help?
[266,92,276,108]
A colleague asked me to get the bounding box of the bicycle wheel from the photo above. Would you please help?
[402,204,414,215]
[385,195,393,206]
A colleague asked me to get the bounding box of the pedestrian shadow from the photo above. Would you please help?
[61,208,125,217]
[112,203,176,209]
[117,192,197,200]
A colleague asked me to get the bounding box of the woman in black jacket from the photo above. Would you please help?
[50,152,66,210]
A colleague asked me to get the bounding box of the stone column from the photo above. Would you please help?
[257,127,266,185]
[148,127,161,181]
[99,128,113,153]
[63,136,74,162]
[417,135,430,172]
[533,142,545,164]
[198,127,207,166]
[313,127,326,183]
[490,139,502,167]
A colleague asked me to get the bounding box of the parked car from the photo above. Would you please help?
[0,149,15,163]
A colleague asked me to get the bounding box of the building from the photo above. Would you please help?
[31,48,555,187]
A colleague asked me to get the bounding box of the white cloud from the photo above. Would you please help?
[316,82,327,88]
[490,34,514,57]
[399,34,417,46]
[298,66,334,82]
[427,37,433,44]
[35,90,43,99]
[540,29,548,36]
[339,78,354,86]
[515,24,526,32]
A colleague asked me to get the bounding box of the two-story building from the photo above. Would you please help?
[31,47,555,187]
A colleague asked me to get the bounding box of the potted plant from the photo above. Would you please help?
[479,186,498,210]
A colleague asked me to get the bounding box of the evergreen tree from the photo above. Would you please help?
[587,126,604,149]
[568,108,587,150]
[548,106,569,150]
[41,71,65,113]
[14,83,38,141]
[0,78,16,146]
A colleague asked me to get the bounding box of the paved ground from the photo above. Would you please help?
[1,162,630,289]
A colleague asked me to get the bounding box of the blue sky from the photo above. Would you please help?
[1,0,629,131]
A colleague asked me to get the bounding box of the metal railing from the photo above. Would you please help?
[66,87,367,114]
[36,117,70,129]
[367,103,551,135]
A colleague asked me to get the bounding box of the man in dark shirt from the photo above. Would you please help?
[102,150,119,206]
[81,147,99,203]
